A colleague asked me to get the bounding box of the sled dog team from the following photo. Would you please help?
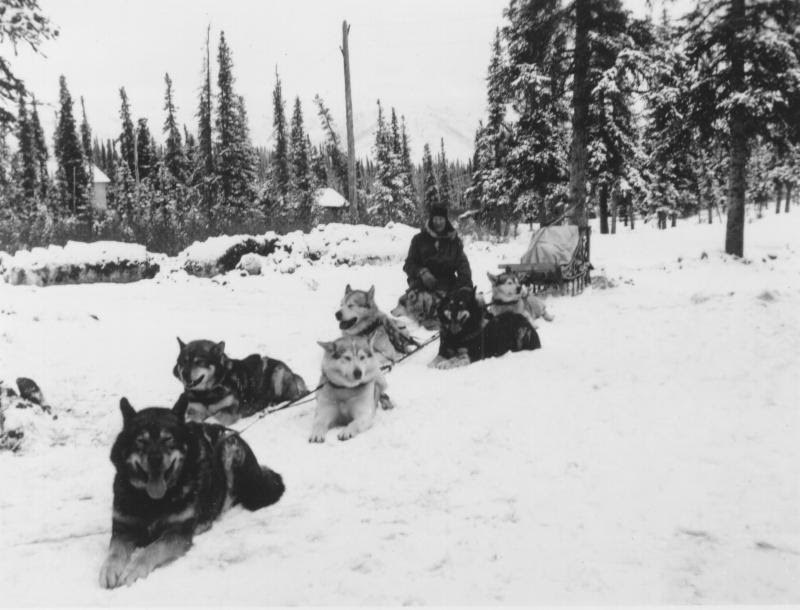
[100,276,550,589]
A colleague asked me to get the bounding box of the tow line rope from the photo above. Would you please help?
[233,330,441,436]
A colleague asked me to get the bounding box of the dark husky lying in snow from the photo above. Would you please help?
[173,338,308,425]
[99,396,284,588]
[429,286,541,369]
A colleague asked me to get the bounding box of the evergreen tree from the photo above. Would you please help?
[314,94,348,194]
[80,96,92,164]
[215,32,256,207]
[197,26,214,179]
[390,108,401,157]
[271,69,290,198]
[438,138,453,208]
[467,29,515,232]
[289,96,312,225]
[0,1,57,124]
[16,96,38,201]
[368,100,417,224]
[422,142,440,209]
[136,117,157,181]
[683,0,800,255]
[30,98,48,198]
[118,87,136,176]
[54,76,90,215]
[163,73,187,182]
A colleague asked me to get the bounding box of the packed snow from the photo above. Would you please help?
[174,222,418,278]
[0,213,798,604]
[2,240,160,286]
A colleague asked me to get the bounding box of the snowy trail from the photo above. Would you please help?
[1,214,799,604]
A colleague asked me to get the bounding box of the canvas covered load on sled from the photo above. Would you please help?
[500,225,592,296]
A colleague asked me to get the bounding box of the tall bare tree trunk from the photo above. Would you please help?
[598,183,609,234]
[725,0,747,257]
[341,21,359,223]
[610,187,618,234]
[785,181,792,213]
[775,180,783,214]
[568,0,590,228]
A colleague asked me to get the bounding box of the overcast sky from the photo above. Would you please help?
[9,0,686,161]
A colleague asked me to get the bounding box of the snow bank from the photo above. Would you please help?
[183,222,418,277]
[178,232,282,277]
[2,241,160,287]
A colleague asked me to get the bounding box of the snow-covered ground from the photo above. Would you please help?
[0,213,798,604]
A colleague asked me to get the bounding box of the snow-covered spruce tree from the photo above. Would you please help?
[585,3,653,233]
[467,28,515,233]
[135,118,157,182]
[30,98,49,198]
[501,1,570,226]
[215,32,257,208]
[79,97,92,165]
[314,94,348,195]
[54,75,90,217]
[422,142,440,210]
[0,1,57,125]
[271,69,290,201]
[289,96,313,228]
[163,73,187,183]
[643,11,698,226]
[198,28,214,180]
[118,88,136,177]
[682,0,800,256]
[367,100,417,225]
[438,138,453,208]
[400,116,419,220]
[16,96,38,203]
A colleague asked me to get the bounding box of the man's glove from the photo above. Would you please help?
[418,268,437,290]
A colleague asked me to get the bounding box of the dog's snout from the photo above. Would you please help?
[352,367,362,380]
[335,310,343,321]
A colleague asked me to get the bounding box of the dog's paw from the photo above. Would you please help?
[308,430,327,443]
[337,427,358,441]
[118,550,154,587]
[427,355,446,369]
[379,393,394,410]
[440,355,470,369]
[99,554,129,589]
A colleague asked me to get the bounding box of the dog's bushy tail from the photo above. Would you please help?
[233,438,286,511]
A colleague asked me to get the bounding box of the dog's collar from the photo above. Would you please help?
[325,379,372,390]
[361,318,382,336]
[444,319,486,345]
[491,297,521,305]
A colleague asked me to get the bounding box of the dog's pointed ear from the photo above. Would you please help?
[119,397,136,423]
[172,394,189,421]
[367,285,375,302]
[177,337,186,350]
[345,284,353,296]
[487,271,498,285]
[317,340,336,354]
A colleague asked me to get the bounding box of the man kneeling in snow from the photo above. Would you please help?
[403,204,473,293]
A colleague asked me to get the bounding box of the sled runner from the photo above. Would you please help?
[499,225,591,296]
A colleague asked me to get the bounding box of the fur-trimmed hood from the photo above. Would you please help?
[425,218,457,240]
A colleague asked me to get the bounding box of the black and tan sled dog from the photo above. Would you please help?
[429,286,541,369]
[173,338,308,425]
[99,396,284,589]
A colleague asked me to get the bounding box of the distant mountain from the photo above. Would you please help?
[272,103,480,163]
